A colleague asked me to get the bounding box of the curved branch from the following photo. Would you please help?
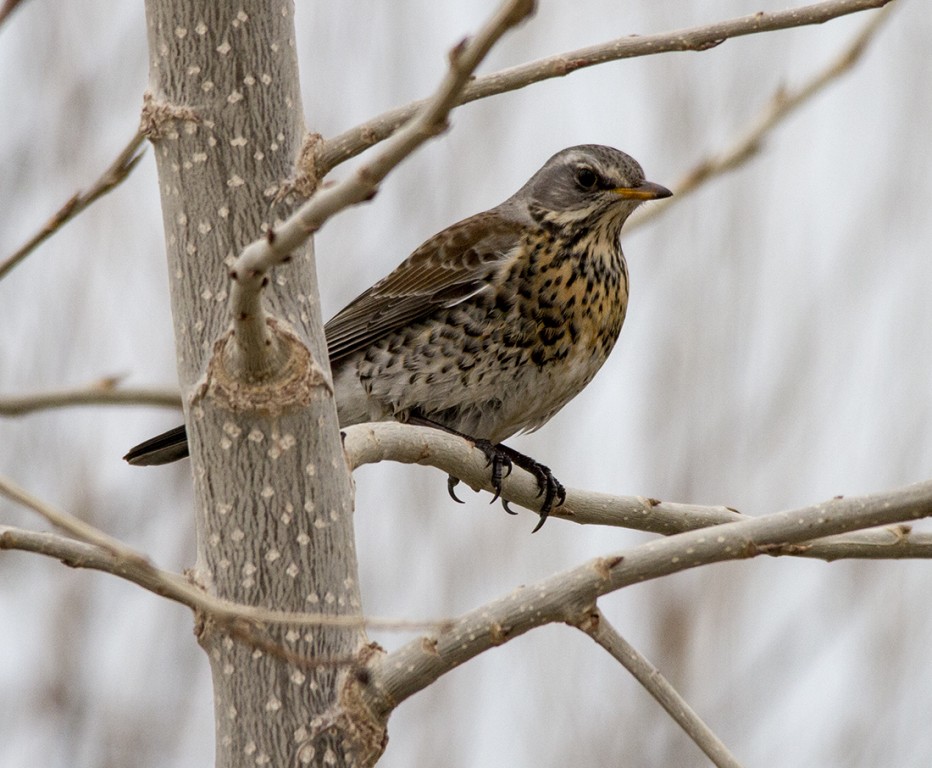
[341,422,932,560]
[343,422,742,533]
[315,0,893,176]
[363,478,932,712]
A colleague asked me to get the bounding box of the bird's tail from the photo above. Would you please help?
[123,424,189,465]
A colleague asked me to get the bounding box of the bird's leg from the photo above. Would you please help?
[471,438,514,509]
[404,410,563,531]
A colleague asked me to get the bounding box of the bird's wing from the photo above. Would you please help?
[325,212,521,364]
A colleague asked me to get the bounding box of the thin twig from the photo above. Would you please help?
[314,0,893,176]
[578,609,743,768]
[0,474,148,560]
[0,381,180,416]
[226,0,535,376]
[629,4,895,230]
[0,521,450,634]
[0,129,146,280]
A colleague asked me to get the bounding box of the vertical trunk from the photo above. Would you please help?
[143,2,379,765]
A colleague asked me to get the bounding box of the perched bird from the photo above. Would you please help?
[125,144,671,530]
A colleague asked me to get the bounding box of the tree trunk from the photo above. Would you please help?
[143,2,379,764]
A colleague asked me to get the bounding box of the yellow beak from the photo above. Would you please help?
[613,180,673,200]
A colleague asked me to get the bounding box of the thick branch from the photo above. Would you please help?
[315,0,892,176]
[226,0,534,377]
[578,609,743,768]
[365,478,932,711]
[0,129,145,280]
[341,422,932,560]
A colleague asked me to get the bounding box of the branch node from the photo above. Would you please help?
[139,90,200,141]
[200,319,331,416]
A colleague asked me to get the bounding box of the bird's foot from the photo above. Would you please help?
[445,440,516,512]
[463,439,565,532]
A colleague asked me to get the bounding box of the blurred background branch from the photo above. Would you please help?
[629,4,894,230]
[0,380,180,415]
[0,129,145,280]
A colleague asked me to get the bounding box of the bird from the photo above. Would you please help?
[124,144,671,531]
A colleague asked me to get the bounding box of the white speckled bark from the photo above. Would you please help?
[143,2,373,765]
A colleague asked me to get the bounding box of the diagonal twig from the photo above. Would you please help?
[0,487,452,633]
[629,4,895,230]
[578,608,743,768]
[0,129,146,280]
[226,0,535,378]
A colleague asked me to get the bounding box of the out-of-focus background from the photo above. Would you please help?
[2,2,930,766]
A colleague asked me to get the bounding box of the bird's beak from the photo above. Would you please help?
[612,180,673,200]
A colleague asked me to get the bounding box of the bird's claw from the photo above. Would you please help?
[447,475,465,504]
[528,465,566,533]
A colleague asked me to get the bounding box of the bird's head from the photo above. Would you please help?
[510,144,672,232]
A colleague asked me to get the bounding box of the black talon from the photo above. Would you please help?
[447,475,465,504]
[503,451,565,533]
[404,411,564,529]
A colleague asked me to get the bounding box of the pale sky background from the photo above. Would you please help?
[2,2,931,767]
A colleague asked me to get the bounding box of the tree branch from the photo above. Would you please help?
[0,0,28,32]
[314,0,893,177]
[226,0,535,378]
[0,474,149,559]
[341,422,932,560]
[0,129,146,280]
[577,609,743,768]
[0,522,447,634]
[0,380,180,416]
[364,477,932,712]
[628,3,894,231]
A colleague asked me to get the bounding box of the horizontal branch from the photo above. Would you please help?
[0,382,181,416]
[341,422,932,560]
[315,0,892,175]
[366,477,932,711]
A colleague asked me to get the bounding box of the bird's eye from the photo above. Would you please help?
[574,167,599,191]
